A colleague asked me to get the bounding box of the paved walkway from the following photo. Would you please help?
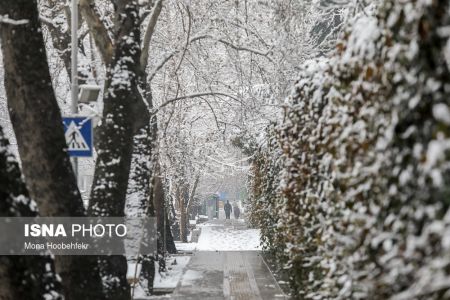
[171,219,287,300]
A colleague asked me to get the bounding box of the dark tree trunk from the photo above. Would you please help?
[0,258,14,300]
[152,163,177,254]
[0,1,104,300]
[0,125,63,300]
[0,254,63,300]
[88,0,146,218]
[180,207,188,242]
[125,125,156,294]
[126,80,178,293]
[127,123,156,294]
[165,212,177,254]
[87,1,147,299]
[146,95,176,253]
[178,185,189,243]
[0,1,84,219]
[140,255,155,294]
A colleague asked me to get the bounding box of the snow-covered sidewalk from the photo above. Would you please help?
[172,251,285,299]
[176,219,261,252]
[131,219,265,299]
[171,219,285,299]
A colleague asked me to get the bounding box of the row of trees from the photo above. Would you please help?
[146,0,351,242]
[0,0,177,298]
[247,0,450,299]
[0,0,361,299]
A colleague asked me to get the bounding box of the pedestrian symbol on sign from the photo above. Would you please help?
[63,117,93,157]
[65,121,89,151]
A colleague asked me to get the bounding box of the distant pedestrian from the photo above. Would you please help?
[224,200,232,219]
[233,205,240,219]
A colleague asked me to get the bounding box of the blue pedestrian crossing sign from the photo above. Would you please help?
[62,117,93,157]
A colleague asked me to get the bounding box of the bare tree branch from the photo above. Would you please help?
[186,173,200,212]
[140,0,163,71]
[147,33,272,81]
[200,96,221,132]
[0,15,28,25]
[173,4,191,74]
[39,14,72,73]
[79,0,113,65]
[216,37,273,62]
[157,91,243,111]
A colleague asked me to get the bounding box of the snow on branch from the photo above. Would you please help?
[140,0,163,70]
[214,37,273,61]
[0,15,28,25]
[147,33,272,81]
[147,34,210,81]
[79,0,113,64]
[156,91,243,111]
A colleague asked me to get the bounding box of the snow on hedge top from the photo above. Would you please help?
[342,14,380,61]
[274,0,450,298]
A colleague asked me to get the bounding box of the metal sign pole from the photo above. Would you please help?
[71,0,79,180]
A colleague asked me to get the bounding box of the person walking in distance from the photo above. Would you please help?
[233,204,240,219]
[224,200,232,219]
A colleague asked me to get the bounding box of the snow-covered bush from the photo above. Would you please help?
[250,0,450,298]
[246,125,286,264]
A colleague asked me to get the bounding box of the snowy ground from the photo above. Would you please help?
[176,219,262,251]
[129,255,191,299]
[171,220,285,299]
[129,219,262,299]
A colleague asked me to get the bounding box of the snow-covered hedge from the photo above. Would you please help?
[249,0,450,298]
[246,125,286,263]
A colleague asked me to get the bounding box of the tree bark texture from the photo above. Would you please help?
[0,2,103,299]
[178,185,189,243]
[127,123,157,293]
[40,0,72,76]
[0,0,84,218]
[152,161,177,254]
[41,0,91,85]
[79,0,113,65]
[87,1,144,298]
[0,125,63,300]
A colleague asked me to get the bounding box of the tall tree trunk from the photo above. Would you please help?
[126,124,156,294]
[87,1,147,299]
[0,258,14,300]
[145,83,176,254]
[0,3,84,218]
[164,211,177,253]
[179,205,188,242]
[126,76,177,294]
[0,125,63,300]
[0,1,104,300]
[152,162,177,254]
[179,185,189,243]
[125,90,166,293]
[186,174,200,220]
